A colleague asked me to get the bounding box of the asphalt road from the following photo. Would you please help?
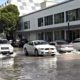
[0,48,80,80]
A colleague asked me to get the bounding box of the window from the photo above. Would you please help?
[44,15,53,26]
[72,40,80,43]
[77,8,80,20]
[0,40,8,44]
[66,8,80,21]
[29,42,33,45]
[38,17,43,27]
[38,15,53,27]
[24,21,30,29]
[54,12,64,24]
[50,42,55,45]
[57,41,68,45]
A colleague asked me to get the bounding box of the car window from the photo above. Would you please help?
[34,41,48,45]
[28,42,33,45]
[57,41,68,45]
[72,40,80,43]
[0,40,8,44]
[50,42,55,45]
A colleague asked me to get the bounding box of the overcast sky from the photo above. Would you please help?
[0,0,66,5]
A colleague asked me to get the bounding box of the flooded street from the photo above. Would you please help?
[0,49,80,80]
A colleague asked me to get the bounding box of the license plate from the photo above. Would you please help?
[49,50,52,54]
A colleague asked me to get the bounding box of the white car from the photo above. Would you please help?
[49,40,74,53]
[0,38,15,58]
[23,40,57,56]
[70,38,80,51]
[23,40,58,56]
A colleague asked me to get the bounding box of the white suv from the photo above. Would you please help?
[0,38,15,58]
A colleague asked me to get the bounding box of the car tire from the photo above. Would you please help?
[35,49,39,56]
[24,48,28,56]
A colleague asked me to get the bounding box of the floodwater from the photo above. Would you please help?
[0,51,80,80]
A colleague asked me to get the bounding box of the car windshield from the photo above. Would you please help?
[34,41,48,45]
[0,40,8,44]
[57,41,68,45]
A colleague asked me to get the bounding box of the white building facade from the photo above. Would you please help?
[17,0,80,42]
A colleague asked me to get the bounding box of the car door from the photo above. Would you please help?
[28,42,35,55]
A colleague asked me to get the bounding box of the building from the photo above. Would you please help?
[17,0,80,42]
[0,0,58,16]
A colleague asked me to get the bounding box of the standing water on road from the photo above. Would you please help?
[0,52,80,80]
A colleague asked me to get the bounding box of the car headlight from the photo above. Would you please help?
[10,45,14,52]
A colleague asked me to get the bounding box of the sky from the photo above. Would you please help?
[0,0,66,5]
[0,0,6,5]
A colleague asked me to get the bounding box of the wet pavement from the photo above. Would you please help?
[0,49,80,80]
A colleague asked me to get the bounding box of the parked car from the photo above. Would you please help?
[23,40,58,56]
[19,38,28,47]
[49,40,74,53]
[70,38,80,51]
[11,38,20,47]
[10,38,28,47]
[0,38,16,58]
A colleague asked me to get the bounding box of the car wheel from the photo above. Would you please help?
[35,49,39,56]
[24,48,28,56]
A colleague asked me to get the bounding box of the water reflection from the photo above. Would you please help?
[17,56,57,80]
[34,57,57,80]
[0,58,14,69]
[0,58,17,80]
[0,56,58,80]
[37,57,57,69]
